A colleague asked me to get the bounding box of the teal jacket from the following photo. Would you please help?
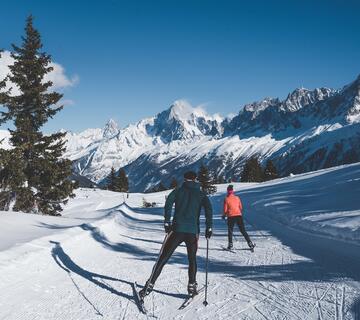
[164,181,213,234]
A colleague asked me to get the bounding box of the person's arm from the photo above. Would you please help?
[202,194,213,233]
[164,188,177,223]
[239,196,243,212]
[223,198,228,219]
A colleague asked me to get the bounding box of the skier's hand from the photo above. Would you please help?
[205,228,212,239]
[222,214,226,220]
[164,222,172,233]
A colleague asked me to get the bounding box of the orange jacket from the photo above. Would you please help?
[223,194,243,217]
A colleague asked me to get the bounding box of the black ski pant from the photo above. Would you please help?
[149,231,198,284]
[227,215,252,245]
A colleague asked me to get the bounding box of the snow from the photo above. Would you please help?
[0,163,359,319]
[0,130,11,149]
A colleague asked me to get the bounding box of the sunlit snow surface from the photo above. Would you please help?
[0,163,359,319]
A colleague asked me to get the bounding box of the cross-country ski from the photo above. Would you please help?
[178,286,205,310]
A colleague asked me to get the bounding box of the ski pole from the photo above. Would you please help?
[203,237,209,306]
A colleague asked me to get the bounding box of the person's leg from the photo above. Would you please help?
[236,216,252,246]
[227,217,235,248]
[148,231,183,284]
[184,233,198,284]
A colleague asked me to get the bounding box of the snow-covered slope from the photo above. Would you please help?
[1,75,360,191]
[0,163,359,319]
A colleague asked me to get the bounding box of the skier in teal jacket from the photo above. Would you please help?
[139,171,213,298]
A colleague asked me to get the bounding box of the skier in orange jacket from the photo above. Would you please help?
[222,185,255,251]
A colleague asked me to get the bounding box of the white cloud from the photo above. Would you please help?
[0,50,78,95]
[45,62,79,89]
[58,99,75,107]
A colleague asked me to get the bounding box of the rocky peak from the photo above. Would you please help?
[283,87,335,112]
[103,119,119,138]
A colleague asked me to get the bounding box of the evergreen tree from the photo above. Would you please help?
[213,173,225,184]
[0,16,75,215]
[0,50,7,96]
[107,167,117,191]
[157,181,167,192]
[169,177,177,189]
[116,168,129,192]
[198,163,217,195]
[241,157,263,182]
[263,159,278,181]
[218,175,225,184]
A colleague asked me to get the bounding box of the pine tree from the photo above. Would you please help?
[218,176,225,184]
[107,167,117,191]
[116,168,129,192]
[198,163,217,195]
[241,157,263,182]
[0,16,75,215]
[169,177,177,189]
[157,181,167,192]
[0,50,7,96]
[263,159,278,181]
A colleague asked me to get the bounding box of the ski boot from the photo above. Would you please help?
[227,243,233,250]
[139,280,154,299]
[248,241,256,253]
[187,281,198,296]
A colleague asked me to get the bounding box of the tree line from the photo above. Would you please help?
[144,158,278,195]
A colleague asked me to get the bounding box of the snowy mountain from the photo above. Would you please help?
[123,75,360,190]
[1,75,359,191]
[64,100,223,185]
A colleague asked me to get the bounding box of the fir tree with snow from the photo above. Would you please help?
[0,16,75,215]
[198,163,217,195]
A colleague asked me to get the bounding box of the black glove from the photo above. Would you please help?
[222,214,226,220]
[205,228,212,239]
[164,222,172,233]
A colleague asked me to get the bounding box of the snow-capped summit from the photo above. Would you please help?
[283,87,335,112]
[168,100,194,121]
[242,98,280,118]
[150,100,222,142]
[103,118,119,139]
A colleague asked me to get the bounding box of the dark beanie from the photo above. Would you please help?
[227,184,234,191]
[184,171,197,180]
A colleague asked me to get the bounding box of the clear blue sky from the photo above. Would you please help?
[0,0,359,132]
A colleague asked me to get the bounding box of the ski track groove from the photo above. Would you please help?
[1,194,360,320]
[335,286,338,320]
[233,278,301,320]
[340,286,345,320]
[314,285,324,320]
[120,300,130,320]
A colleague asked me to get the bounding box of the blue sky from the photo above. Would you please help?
[0,0,359,132]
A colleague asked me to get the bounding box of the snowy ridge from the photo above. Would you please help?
[1,75,360,190]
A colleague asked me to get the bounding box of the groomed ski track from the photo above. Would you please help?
[0,165,359,319]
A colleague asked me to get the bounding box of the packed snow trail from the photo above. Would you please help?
[0,165,360,319]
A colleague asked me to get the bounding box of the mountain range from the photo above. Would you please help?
[1,74,359,191]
